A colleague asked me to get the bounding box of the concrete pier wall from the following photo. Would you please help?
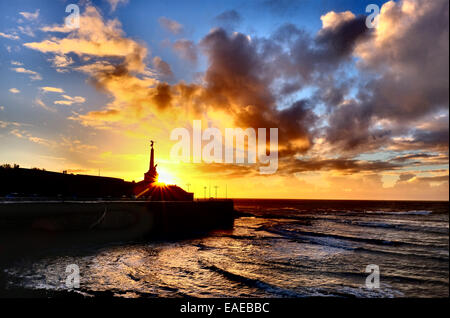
[0,200,234,256]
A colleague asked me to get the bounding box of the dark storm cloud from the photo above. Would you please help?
[391,153,436,162]
[199,28,317,154]
[192,162,255,178]
[182,156,404,178]
[393,126,450,152]
[281,157,401,175]
[323,0,449,153]
[315,78,351,109]
[315,15,369,62]
[324,100,392,153]
[397,174,450,185]
[195,14,371,152]
[398,173,415,182]
[269,16,370,83]
[200,28,274,111]
[152,83,173,109]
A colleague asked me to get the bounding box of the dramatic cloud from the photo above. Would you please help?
[358,0,449,121]
[390,116,449,152]
[324,0,449,153]
[196,28,319,154]
[74,2,446,165]
[25,6,148,73]
[320,11,356,30]
[282,157,401,174]
[267,13,369,85]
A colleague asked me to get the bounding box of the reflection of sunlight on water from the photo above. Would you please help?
[5,221,364,297]
[3,206,448,297]
[83,247,159,295]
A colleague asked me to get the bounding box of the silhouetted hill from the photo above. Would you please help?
[0,166,134,198]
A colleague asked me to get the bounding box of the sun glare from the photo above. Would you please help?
[156,168,177,185]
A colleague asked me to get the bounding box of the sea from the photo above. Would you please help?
[1,199,448,298]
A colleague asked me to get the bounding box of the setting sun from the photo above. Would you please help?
[156,167,177,185]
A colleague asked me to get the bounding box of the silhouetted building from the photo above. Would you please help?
[134,141,193,201]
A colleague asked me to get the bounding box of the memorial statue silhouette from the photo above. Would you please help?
[134,140,193,201]
[144,140,158,183]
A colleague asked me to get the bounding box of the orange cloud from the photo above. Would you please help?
[9,88,20,94]
[11,67,42,80]
[40,86,64,93]
[25,6,147,73]
[320,11,355,30]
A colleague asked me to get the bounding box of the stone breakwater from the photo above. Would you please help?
[0,200,235,257]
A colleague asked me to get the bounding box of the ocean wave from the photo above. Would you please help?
[349,220,449,234]
[303,216,450,234]
[334,286,404,298]
[263,226,419,247]
[255,225,449,262]
[353,246,449,262]
[199,261,303,297]
[364,210,432,215]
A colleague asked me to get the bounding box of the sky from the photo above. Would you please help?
[0,0,448,200]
